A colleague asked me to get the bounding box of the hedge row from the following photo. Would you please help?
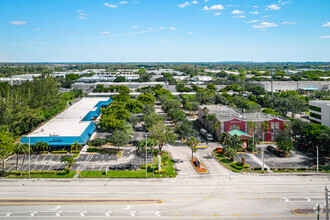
[52,150,67,154]
[8,171,56,175]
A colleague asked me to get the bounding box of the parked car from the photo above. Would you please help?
[200,129,213,141]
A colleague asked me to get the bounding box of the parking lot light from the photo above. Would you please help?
[317,146,319,172]
[145,135,147,179]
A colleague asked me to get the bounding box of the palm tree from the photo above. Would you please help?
[219,132,231,147]
[262,121,270,142]
[247,121,257,145]
[231,134,243,150]
[61,156,75,169]
[71,141,82,157]
[187,136,198,160]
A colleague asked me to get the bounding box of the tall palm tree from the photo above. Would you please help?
[13,143,23,171]
[61,156,75,169]
[248,121,257,145]
[262,121,270,142]
[187,136,198,160]
[219,132,231,147]
[71,141,82,157]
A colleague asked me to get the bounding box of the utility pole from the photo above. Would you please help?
[145,135,148,179]
[28,137,30,179]
[262,132,264,173]
[326,185,329,220]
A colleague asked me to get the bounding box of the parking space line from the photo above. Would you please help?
[92,165,95,171]
[39,166,44,171]
[99,165,103,171]
[50,155,54,161]
[48,166,52,171]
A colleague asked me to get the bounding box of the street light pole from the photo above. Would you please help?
[262,132,265,173]
[326,185,329,220]
[28,137,30,179]
[145,135,148,179]
[317,146,319,172]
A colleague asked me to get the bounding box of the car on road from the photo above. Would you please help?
[200,129,213,141]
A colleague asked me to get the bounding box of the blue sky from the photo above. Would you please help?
[0,0,329,62]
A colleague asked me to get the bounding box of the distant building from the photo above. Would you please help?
[192,76,213,82]
[309,100,330,127]
[198,105,290,142]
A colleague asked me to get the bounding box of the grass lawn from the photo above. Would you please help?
[79,151,177,178]
[213,150,262,173]
[4,171,75,178]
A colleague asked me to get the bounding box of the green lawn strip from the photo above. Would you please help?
[4,171,75,178]
[212,150,259,173]
[79,151,177,178]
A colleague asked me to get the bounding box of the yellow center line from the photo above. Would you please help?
[256,197,264,199]
[204,198,212,200]
[186,198,192,200]
[252,214,261,216]
[239,198,246,199]
[212,215,220,216]
[232,214,240,216]
[273,197,281,199]
[192,215,200,217]
[221,198,228,199]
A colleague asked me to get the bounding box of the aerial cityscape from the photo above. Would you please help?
[0,0,329,219]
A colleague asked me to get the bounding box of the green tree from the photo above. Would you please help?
[109,129,132,149]
[187,136,198,159]
[276,131,293,154]
[0,130,14,177]
[61,156,75,169]
[114,76,126,82]
[32,141,49,154]
[248,121,257,145]
[143,112,164,130]
[143,104,155,115]
[175,120,198,140]
[225,148,237,161]
[93,138,106,147]
[71,141,82,157]
[149,122,176,155]
[137,93,155,104]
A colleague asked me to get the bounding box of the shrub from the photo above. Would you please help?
[140,164,153,169]
[231,162,243,170]
[243,164,250,168]
[64,168,70,174]
[155,169,167,174]
[297,167,307,171]
[8,171,56,175]
[70,150,80,154]
[52,150,67,154]
[40,151,48,154]
[253,167,262,171]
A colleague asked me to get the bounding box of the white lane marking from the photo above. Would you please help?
[283,198,289,202]
[92,165,95,171]
[306,198,311,202]
[56,211,63,217]
[31,211,38,217]
[99,165,102,171]
[6,213,12,217]
[122,205,132,210]
[49,206,61,211]
[105,211,112,217]
[48,166,52,171]
[155,211,162,217]
[130,211,136,216]
[80,211,87,216]
[39,165,45,171]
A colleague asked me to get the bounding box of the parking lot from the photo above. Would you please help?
[3,147,153,172]
[236,146,329,169]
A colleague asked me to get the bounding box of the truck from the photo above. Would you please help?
[200,128,213,141]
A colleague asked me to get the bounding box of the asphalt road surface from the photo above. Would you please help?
[0,172,329,219]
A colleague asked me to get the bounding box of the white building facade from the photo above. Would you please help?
[309,100,330,128]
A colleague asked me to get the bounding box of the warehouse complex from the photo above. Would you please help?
[198,105,290,142]
[20,97,112,147]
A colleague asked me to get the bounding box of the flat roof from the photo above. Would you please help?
[28,97,110,138]
[200,105,289,122]
[310,100,330,106]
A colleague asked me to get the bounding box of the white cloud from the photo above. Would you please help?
[214,12,221,16]
[263,15,272,18]
[8,20,27,25]
[204,0,208,2]
[319,36,330,39]
[252,5,258,8]
[79,12,89,16]
[202,4,224,10]
[247,20,259,23]
[187,32,192,35]
[233,15,246,18]
[148,27,153,30]
[33,28,41,31]
[231,10,244,14]
[322,22,330,27]
[169,27,177,31]
[77,9,84,12]
[191,0,198,4]
[268,4,280,10]
[253,22,278,28]
[249,11,259,14]
[78,16,87,19]
[178,2,190,8]
[104,3,118,8]
[278,0,290,5]
[131,25,139,29]
[101,31,110,35]
[119,1,128,4]
[281,21,296,25]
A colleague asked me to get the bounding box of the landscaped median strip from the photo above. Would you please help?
[0,199,164,205]
[191,158,208,174]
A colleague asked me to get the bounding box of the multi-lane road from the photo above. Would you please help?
[0,159,329,219]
